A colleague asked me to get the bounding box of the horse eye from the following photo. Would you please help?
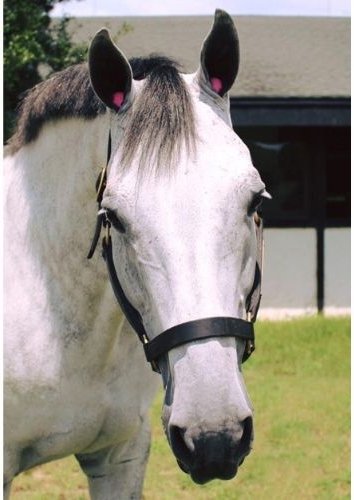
[106,210,126,233]
[248,193,263,216]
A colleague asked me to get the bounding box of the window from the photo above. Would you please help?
[235,126,350,227]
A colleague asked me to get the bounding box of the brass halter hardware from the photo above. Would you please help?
[96,165,107,204]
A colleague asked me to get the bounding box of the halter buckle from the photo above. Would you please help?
[96,165,107,204]
[246,339,254,356]
[254,211,261,227]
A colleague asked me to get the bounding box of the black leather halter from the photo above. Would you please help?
[88,133,263,373]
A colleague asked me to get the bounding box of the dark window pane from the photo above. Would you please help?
[247,139,310,221]
[324,127,350,220]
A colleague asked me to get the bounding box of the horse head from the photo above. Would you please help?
[88,10,269,484]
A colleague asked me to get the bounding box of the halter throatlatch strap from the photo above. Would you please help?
[87,131,263,372]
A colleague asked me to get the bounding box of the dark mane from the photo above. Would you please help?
[8,63,105,153]
[121,56,196,174]
[8,56,197,170]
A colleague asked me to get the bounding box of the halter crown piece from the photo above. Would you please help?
[87,132,263,373]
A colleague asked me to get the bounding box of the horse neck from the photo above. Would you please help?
[10,115,109,250]
[5,114,125,352]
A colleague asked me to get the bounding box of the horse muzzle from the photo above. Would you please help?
[168,417,253,484]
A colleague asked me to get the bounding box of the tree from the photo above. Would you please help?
[4,0,86,142]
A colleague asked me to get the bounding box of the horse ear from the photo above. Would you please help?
[199,9,239,97]
[89,29,133,111]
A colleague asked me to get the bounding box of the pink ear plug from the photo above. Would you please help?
[210,77,223,94]
[113,91,125,108]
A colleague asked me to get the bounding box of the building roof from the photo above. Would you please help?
[68,15,350,98]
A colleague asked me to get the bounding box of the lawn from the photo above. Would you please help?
[11,316,350,499]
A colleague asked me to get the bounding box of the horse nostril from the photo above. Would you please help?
[169,425,193,468]
[238,416,253,463]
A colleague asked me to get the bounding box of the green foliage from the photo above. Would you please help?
[4,0,86,142]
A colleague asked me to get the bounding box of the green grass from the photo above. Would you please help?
[12,317,350,499]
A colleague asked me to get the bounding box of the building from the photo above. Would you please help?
[69,15,350,316]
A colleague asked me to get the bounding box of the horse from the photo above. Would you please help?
[4,9,270,499]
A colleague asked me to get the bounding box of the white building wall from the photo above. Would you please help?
[324,227,350,313]
[259,228,317,318]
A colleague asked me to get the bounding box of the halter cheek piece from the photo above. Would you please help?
[88,133,264,373]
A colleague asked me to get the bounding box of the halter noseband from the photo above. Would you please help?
[87,133,263,373]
